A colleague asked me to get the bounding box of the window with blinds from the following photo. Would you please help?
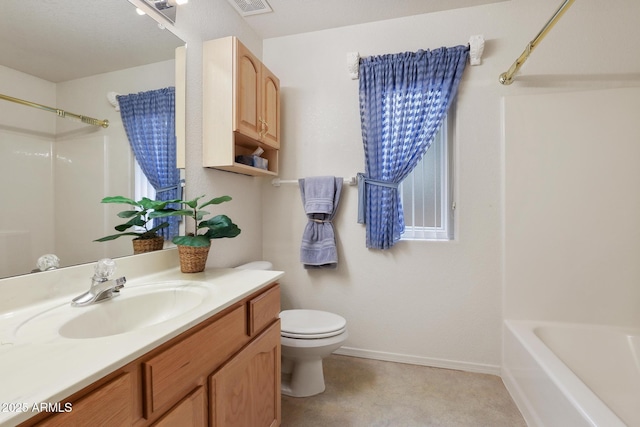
[400,116,453,241]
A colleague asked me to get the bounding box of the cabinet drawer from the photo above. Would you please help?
[143,304,248,418]
[152,386,206,427]
[36,372,133,426]
[247,284,280,336]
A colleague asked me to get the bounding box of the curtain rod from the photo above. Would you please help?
[0,93,109,128]
[499,0,575,85]
[347,35,486,79]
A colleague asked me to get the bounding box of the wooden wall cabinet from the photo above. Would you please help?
[203,36,281,176]
[24,284,281,427]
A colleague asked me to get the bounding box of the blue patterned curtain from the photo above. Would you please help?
[357,46,468,249]
[118,87,180,240]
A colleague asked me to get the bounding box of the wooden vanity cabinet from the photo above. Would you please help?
[24,283,281,427]
[153,387,207,427]
[210,321,281,427]
[33,371,138,426]
[142,304,249,418]
[203,36,281,176]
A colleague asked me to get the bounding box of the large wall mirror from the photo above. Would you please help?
[0,0,185,279]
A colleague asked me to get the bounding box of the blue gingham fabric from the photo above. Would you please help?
[118,87,180,240]
[358,46,468,249]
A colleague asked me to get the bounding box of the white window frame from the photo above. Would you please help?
[133,158,185,239]
[134,159,156,203]
[400,113,454,241]
[132,160,156,233]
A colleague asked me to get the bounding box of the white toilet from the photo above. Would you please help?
[235,261,348,398]
[279,308,348,397]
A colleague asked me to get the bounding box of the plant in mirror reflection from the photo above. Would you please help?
[150,195,241,247]
[94,196,179,242]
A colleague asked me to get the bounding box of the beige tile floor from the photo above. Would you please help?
[281,355,526,427]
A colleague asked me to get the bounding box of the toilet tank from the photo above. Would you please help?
[235,261,273,270]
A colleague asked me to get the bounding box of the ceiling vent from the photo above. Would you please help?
[227,0,272,16]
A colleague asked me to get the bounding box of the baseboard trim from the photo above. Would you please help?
[333,346,501,376]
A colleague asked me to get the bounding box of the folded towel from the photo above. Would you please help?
[302,176,337,214]
[299,176,343,269]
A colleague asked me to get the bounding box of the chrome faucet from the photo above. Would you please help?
[71,258,126,307]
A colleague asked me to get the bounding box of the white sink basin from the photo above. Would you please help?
[14,281,212,340]
[60,288,205,339]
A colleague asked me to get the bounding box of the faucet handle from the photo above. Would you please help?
[36,254,60,271]
[94,258,116,279]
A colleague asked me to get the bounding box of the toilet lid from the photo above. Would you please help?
[280,309,347,339]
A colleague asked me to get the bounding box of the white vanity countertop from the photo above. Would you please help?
[0,262,283,426]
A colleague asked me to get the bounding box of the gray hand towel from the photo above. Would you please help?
[299,176,343,269]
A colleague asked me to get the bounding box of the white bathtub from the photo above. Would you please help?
[502,320,639,427]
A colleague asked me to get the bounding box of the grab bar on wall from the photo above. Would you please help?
[499,0,575,85]
[0,93,109,128]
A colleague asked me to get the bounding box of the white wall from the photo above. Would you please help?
[260,7,505,373]
[259,0,640,372]
[174,0,266,269]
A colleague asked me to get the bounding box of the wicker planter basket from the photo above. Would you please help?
[177,244,211,273]
[132,236,164,254]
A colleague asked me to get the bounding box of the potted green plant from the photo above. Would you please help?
[150,195,241,272]
[94,196,179,254]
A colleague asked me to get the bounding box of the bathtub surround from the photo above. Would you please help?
[502,87,640,425]
[503,87,640,326]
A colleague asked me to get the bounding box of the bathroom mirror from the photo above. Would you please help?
[0,0,185,279]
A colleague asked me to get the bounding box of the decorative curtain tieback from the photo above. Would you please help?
[356,172,400,224]
[310,218,332,224]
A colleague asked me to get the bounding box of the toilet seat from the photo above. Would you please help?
[280,309,347,339]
